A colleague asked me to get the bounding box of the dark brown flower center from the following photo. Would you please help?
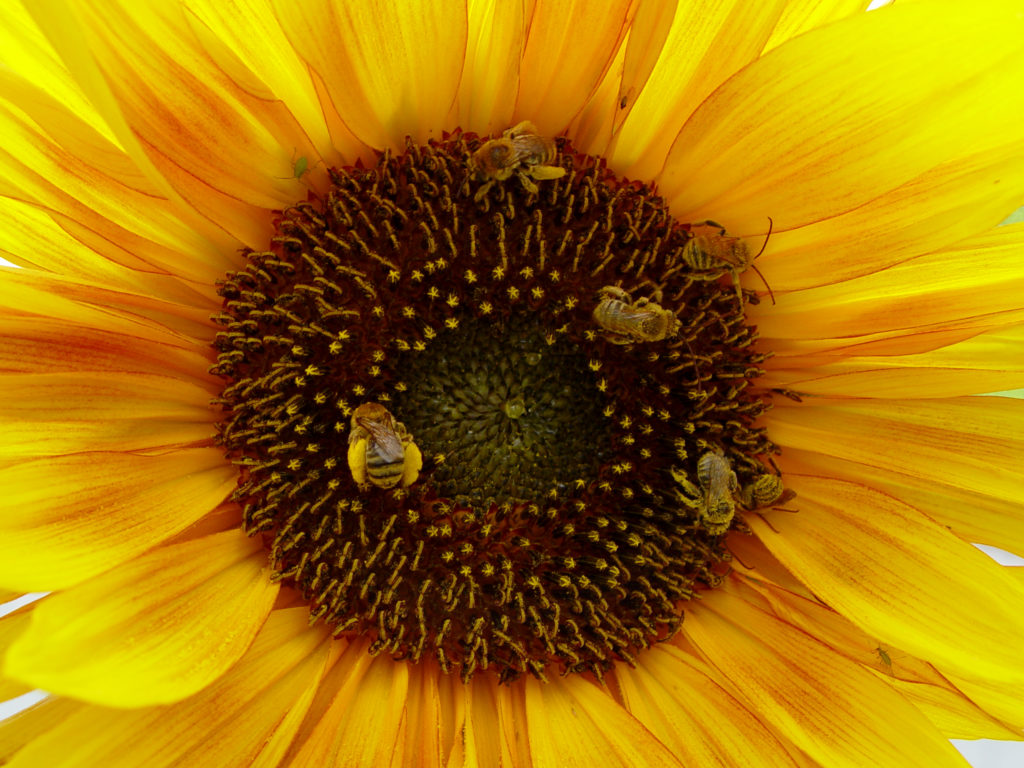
[210,130,787,682]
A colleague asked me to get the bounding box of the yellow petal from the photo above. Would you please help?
[895,678,1024,741]
[0,611,33,702]
[764,325,1024,400]
[0,448,236,591]
[174,611,331,768]
[272,0,467,150]
[525,675,683,768]
[660,1,1024,232]
[3,608,330,768]
[750,152,1024,294]
[948,673,1024,733]
[27,0,318,248]
[783,443,1024,562]
[454,0,525,134]
[757,224,1024,343]
[5,529,277,707]
[684,589,969,767]
[0,0,112,142]
[0,697,84,765]
[514,0,633,137]
[767,396,1024,550]
[608,0,789,179]
[290,637,410,768]
[615,644,802,767]
[747,474,1024,685]
[0,372,214,458]
[762,0,874,52]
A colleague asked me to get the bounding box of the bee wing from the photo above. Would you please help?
[617,305,659,325]
[365,422,405,463]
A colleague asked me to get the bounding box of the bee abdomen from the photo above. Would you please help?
[365,445,405,488]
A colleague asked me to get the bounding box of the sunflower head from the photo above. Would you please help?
[210,128,785,682]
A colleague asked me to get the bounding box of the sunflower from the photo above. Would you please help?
[1,0,1023,766]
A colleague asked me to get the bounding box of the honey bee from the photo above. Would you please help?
[470,120,566,201]
[738,473,785,510]
[682,218,774,305]
[696,449,739,536]
[347,402,423,490]
[592,285,680,345]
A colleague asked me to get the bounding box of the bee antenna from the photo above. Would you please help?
[749,263,776,306]
[749,218,775,305]
[754,510,781,533]
[726,545,753,570]
[753,217,773,260]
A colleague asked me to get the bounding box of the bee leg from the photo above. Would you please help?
[599,285,630,302]
[474,179,495,204]
[504,120,537,138]
[731,268,744,305]
[694,219,728,236]
[517,172,539,197]
[605,331,634,345]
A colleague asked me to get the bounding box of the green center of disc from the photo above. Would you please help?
[394,316,611,505]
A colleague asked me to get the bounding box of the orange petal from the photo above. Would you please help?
[290,637,410,767]
[272,0,467,150]
[525,675,684,768]
[400,661,444,768]
[27,0,322,249]
[660,2,1024,233]
[4,529,278,707]
[453,0,525,135]
[615,644,802,767]
[0,78,242,285]
[0,448,236,591]
[0,316,217,387]
[735,576,1023,740]
[0,194,216,310]
[607,0,788,179]
[516,0,633,137]
[0,267,215,352]
[182,0,348,161]
[0,372,214,458]
[685,589,969,767]
[3,608,330,768]
[747,474,1024,685]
